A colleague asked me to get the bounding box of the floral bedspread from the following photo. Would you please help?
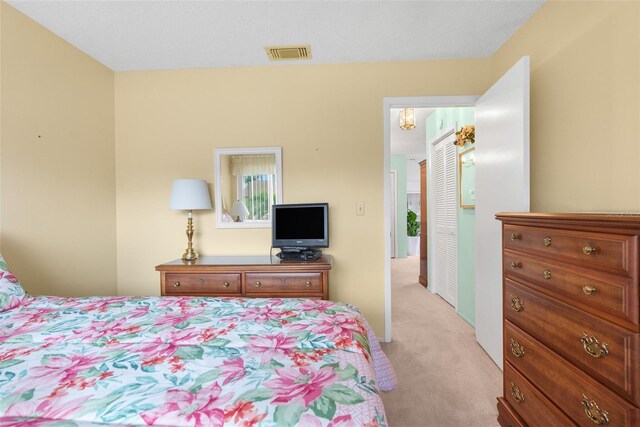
[0,296,388,426]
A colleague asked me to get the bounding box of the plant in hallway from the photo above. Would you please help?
[454,124,475,147]
[407,210,420,256]
[407,210,420,236]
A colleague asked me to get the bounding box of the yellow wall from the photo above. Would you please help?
[3,0,639,337]
[493,0,640,212]
[0,4,117,295]
[114,61,492,334]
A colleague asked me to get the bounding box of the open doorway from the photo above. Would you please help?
[383,96,478,343]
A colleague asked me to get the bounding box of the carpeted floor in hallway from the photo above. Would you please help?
[380,256,501,427]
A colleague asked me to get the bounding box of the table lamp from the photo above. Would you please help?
[170,179,212,261]
[230,200,250,222]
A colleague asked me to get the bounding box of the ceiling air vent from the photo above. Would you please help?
[265,45,312,61]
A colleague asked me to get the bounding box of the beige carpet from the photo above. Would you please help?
[380,256,501,427]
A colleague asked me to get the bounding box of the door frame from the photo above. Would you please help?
[390,169,397,259]
[383,96,479,342]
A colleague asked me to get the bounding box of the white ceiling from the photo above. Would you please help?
[6,0,544,72]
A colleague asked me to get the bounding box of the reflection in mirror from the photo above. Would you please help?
[214,147,283,228]
[459,147,476,208]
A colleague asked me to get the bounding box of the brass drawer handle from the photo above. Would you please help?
[510,233,521,241]
[223,282,230,288]
[510,382,525,403]
[510,261,521,270]
[510,339,525,358]
[543,236,551,246]
[543,269,552,280]
[199,278,205,285]
[305,281,311,287]
[583,285,596,295]
[581,333,608,358]
[583,245,597,255]
[173,282,181,288]
[254,281,261,288]
[581,395,609,425]
[510,296,524,312]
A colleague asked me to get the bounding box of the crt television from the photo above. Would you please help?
[272,203,329,250]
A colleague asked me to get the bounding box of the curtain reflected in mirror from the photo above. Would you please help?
[214,148,283,228]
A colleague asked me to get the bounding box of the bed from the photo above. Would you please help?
[0,255,396,426]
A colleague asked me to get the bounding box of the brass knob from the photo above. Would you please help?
[255,281,261,287]
[510,339,525,358]
[305,281,311,287]
[223,282,230,288]
[510,382,525,403]
[173,282,181,288]
[543,269,552,280]
[583,285,596,295]
[581,333,608,358]
[583,245,597,255]
[510,261,521,269]
[510,233,521,241]
[543,236,552,246]
[581,395,609,425]
[510,296,524,312]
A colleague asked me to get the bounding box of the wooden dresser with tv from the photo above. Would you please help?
[496,212,640,426]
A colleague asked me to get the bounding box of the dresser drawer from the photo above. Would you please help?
[503,362,576,427]
[164,273,241,295]
[504,250,639,329]
[505,321,640,427]
[504,224,637,277]
[245,272,322,294]
[505,280,640,404]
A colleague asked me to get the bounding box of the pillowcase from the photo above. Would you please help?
[0,253,27,312]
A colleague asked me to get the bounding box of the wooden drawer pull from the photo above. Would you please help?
[583,245,597,255]
[510,233,521,241]
[580,333,608,358]
[581,395,609,425]
[510,382,525,403]
[223,282,230,288]
[510,339,525,358]
[583,285,596,295]
[543,269,552,280]
[173,282,181,288]
[543,236,551,246]
[510,261,521,270]
[305,281,312,287]
[254,281,261,288]
[510,296,525,312]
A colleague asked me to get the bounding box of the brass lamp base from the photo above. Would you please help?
[181,210,199,261]
[182,248,198,261]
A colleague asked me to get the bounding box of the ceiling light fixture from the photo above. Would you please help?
[399,108,416,130]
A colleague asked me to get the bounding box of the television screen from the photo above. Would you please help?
[272,203,329,249]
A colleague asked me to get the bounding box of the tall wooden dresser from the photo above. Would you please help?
[496,213,640,427]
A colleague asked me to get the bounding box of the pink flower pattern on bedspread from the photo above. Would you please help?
[0,296,391,426]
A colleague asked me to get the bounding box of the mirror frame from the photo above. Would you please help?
[214,147,283,228]
[459,147,476,209]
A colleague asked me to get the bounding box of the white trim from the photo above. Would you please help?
[213,147,282,229]
[383,96,478,343]
[390,169,398,259]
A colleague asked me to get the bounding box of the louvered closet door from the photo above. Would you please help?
[433,139,458,307]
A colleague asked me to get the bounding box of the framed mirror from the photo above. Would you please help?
[214,147,283,228]
[459,147,476,208]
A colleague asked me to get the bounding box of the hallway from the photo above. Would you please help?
[380,256,501,426]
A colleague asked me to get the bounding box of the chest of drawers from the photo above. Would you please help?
[156,255,332,300]
[496,213,640,427]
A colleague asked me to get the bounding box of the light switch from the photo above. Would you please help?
[356,201,365,216]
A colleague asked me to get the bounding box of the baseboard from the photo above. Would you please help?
[457,311,475,328]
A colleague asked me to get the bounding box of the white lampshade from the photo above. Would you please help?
[170,179,212,210]
[230,200,250,218]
